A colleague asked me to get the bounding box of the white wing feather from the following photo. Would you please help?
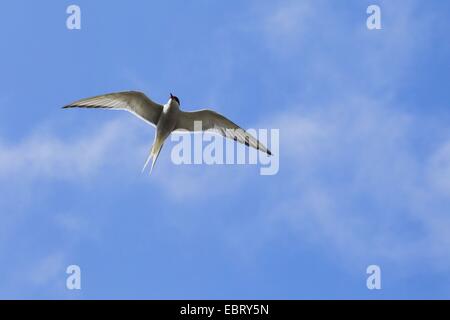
[175,109,271,155]
[63,91,163,127]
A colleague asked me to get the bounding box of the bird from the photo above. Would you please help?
[63,91,272,173]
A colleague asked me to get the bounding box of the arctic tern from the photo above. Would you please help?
[63,91,271,173]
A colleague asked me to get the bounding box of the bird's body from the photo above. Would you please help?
[144,98,179,172]
[63,91,271,173]
[159,98,180,138]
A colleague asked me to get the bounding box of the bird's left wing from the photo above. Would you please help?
[175,109,271,155]
[63,91,163,126]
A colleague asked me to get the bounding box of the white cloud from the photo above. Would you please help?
[28,252,65,286]
[264,1,314,42]
[0,119,139,182]
[259,95,450,269]
[209,0,450,271]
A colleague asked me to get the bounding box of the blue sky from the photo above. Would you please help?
[0,0,450,299]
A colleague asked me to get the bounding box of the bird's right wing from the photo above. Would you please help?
[63,91,163,127]
[175,109,271,155]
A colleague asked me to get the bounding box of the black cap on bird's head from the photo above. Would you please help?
[170,93,180,106]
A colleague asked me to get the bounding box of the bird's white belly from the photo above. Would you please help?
[157,102,179,138]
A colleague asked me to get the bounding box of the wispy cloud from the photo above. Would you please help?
[266,97,450,266]
[237,0,450,270]
[0,119,138,182]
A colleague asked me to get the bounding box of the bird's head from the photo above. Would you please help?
[169,93,180,106]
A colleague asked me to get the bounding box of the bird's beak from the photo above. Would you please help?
[170,93,174,99]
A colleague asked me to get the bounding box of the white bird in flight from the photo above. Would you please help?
[63,91,271,173]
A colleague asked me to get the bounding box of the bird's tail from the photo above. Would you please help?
[142,137,164,175]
